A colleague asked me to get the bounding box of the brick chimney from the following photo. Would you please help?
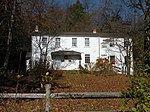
[92,28,96,33]
[35,25,39,32]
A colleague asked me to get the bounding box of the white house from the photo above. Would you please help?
[30,31,132,74]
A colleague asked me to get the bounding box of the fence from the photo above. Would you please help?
[0,84,125,112]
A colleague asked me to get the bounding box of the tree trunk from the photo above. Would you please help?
[4,0,16,69]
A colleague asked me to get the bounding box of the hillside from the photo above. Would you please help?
[0,72,129,112]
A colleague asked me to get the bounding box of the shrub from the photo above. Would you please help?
[79,64,92,74]
[40,70,64,88]
[93,58,117,75]
[15,62,63,92]
[0,67,7,78]
[79,58,117,75]
[121,65,150,111]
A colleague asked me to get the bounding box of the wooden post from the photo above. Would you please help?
[45,84,51,112]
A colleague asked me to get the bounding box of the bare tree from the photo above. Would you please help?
[82,0,95,12]
[32,34,55,66]
[30,1,65,68]
[101,37,132,75]
[122,0,150,67]
[91,0,124,32]
[3,0,16,68]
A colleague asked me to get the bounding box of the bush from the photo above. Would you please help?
[40,70,64,88]
[79,58,117,75]
[15,62,64,92]
[79,63,94,74]
[121,65,150,111]
[90,58,116,75]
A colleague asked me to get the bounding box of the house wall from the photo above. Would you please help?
[54,36,100,69]
[31,35,54,66]
[100,38,126,73]
[31,34,132,73]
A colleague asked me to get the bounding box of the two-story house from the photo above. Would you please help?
[30,31,132,74]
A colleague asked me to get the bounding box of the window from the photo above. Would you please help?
[124,39,129,47]
[72,38,77,47]
[85,38,89,46]
[110,56,115,64]
[42,37,47,46]
[85,54,90,63]
[101,43,107,48]
[55,38,60,48]
[109,38,114,47]
[40,54,45,62]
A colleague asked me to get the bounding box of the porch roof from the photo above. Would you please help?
[51,50,81,60]
[51,50,81,56]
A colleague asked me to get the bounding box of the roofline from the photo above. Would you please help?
[32,32,122,38]
[61,32,121,37]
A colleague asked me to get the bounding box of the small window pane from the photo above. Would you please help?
[85,54,90,63]
[42,37,47,46]
[85,38,89,46]
[55,38,60,48]
[110,56,115,64]
[72,38,77,46]
[109,39,114,47]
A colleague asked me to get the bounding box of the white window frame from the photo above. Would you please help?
[42,37,47,46]
[72,38,77,47]
[55,38,60,48]
[109,38,115,47]
[85,54,90,63]
[85,38,89,47]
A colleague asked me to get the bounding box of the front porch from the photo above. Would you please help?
[51,50,81,70]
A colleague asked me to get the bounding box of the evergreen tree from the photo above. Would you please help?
[65,0,90,32]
